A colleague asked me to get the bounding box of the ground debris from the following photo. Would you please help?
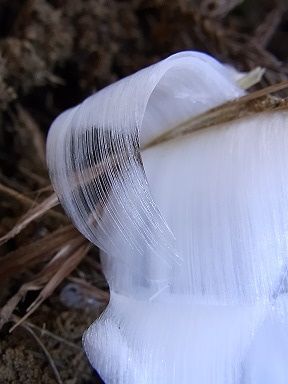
[1,0,288,382]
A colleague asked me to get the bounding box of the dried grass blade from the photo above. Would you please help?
[68,277,110,303]
[144,81,288,148]
[16,105,46,166]
[20,321,63,384]
[11,315,81,350]
[0,193,62,245]
[0,225,78,281]
[10,243,90,331]
[0,240,85,328]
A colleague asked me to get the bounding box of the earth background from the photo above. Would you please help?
[0,0,288,383]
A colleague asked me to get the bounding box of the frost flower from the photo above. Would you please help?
[47,52,288,384]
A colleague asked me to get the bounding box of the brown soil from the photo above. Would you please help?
[1,0,288,383]
[0,305,98,383]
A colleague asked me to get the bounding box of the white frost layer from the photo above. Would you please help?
[141,112,288,303]
[47,52,244,292]
[84,293,288,384]
[85,111,288,383]
[46,52,288,383]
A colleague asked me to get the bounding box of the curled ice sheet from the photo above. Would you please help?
[47,52,288,383]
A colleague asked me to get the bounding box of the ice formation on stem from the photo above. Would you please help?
[47,52,288,384]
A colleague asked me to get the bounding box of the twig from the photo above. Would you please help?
[0,182,36,207]
[0,192,65,245]
[19,165,49,186]
[9,242,90,331]
[16,105,46,166]
[0,225,78,281]
[20,321,63,384]
[11,315,81,350]
[0,183,63,221]
[253,6,284,48]
[68,276,110,302]
[143,81,288,149]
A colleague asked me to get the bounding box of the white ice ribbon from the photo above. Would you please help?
[47,51,288,383]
